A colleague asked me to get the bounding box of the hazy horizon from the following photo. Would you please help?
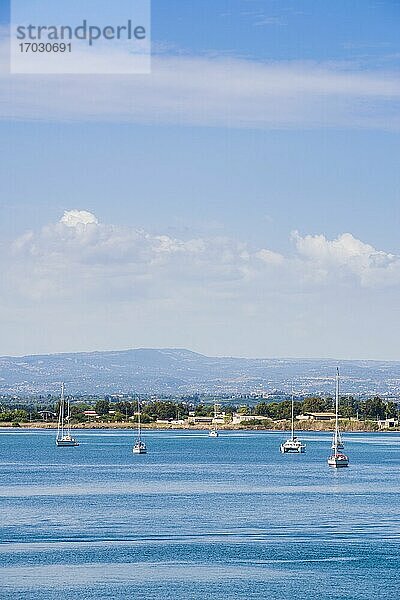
[1,345,400,364]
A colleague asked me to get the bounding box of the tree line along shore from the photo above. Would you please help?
[0,395,398,432]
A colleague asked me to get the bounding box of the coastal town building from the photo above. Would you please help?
[296,412,337,422]
[231,414,271,425]
[38,410,56,421]
[187,416,213,424]
[156,419,186,425]
[377,418,399,429]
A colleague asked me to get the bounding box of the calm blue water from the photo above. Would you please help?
[0,429,399,599]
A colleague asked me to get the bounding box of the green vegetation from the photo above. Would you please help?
[95,399,110,415]
[0,409,31,422]
[0,394,398,426]
[253,396,398,422]
[255,400,302,420]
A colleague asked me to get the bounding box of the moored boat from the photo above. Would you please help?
[56,383,79,447]
[280,388,305,453]
[209,400,220,438]
[132,397,147,454]
[327,368,349,468]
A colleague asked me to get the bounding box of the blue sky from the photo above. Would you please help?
[153,0,400,63]
[0,0,399,359]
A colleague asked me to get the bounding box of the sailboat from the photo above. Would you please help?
[132,397,147,454]
[209,400,219,437]
[280,388,305,453]
[327,368,349,468]
[56,383,79,447]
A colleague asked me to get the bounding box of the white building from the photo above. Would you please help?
[377,418,399,429]
[231,414,271,425]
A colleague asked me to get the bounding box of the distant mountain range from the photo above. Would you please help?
[0,348,399,397]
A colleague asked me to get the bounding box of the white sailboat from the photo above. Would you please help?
[280,388,305,453]
[56,383,79,447]
[209,400,219,437]
[327,368,349,468]
[132,397,147,454]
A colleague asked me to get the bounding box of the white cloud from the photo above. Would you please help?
[292,231,400,286]
[6,211,256,302]
[255,248,284,265]
[4,211,400,308]
[60,209,99,227]
[0,26,399,130]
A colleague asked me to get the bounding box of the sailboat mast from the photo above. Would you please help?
[334,368,340,451]
[137,397,141,441]
[67,395,71,437]
[291,386,295,441]
[57,383,63,439]
[61,383,65,438]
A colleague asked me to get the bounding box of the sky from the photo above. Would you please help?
[0,0,399,359]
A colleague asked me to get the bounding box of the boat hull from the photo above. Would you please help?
[328,454,349,468]
[209,430,219,438]
[56,439,79,447]
[133,442,147,454]
[280,445,305,453]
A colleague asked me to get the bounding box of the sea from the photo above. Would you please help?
[0,428,399,599]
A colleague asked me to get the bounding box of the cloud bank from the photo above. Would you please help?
[5,210,400,306]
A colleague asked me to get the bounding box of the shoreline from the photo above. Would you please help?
[1,420,398,433]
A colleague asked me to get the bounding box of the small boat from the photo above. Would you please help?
[327,368,349,468]
[133,440,147,454]
[327,453,349,468]
[280,388,305,453]
[56,383,79,447]
[280,437,306,453]
[209,400,220,437]
[133,397,147,454]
